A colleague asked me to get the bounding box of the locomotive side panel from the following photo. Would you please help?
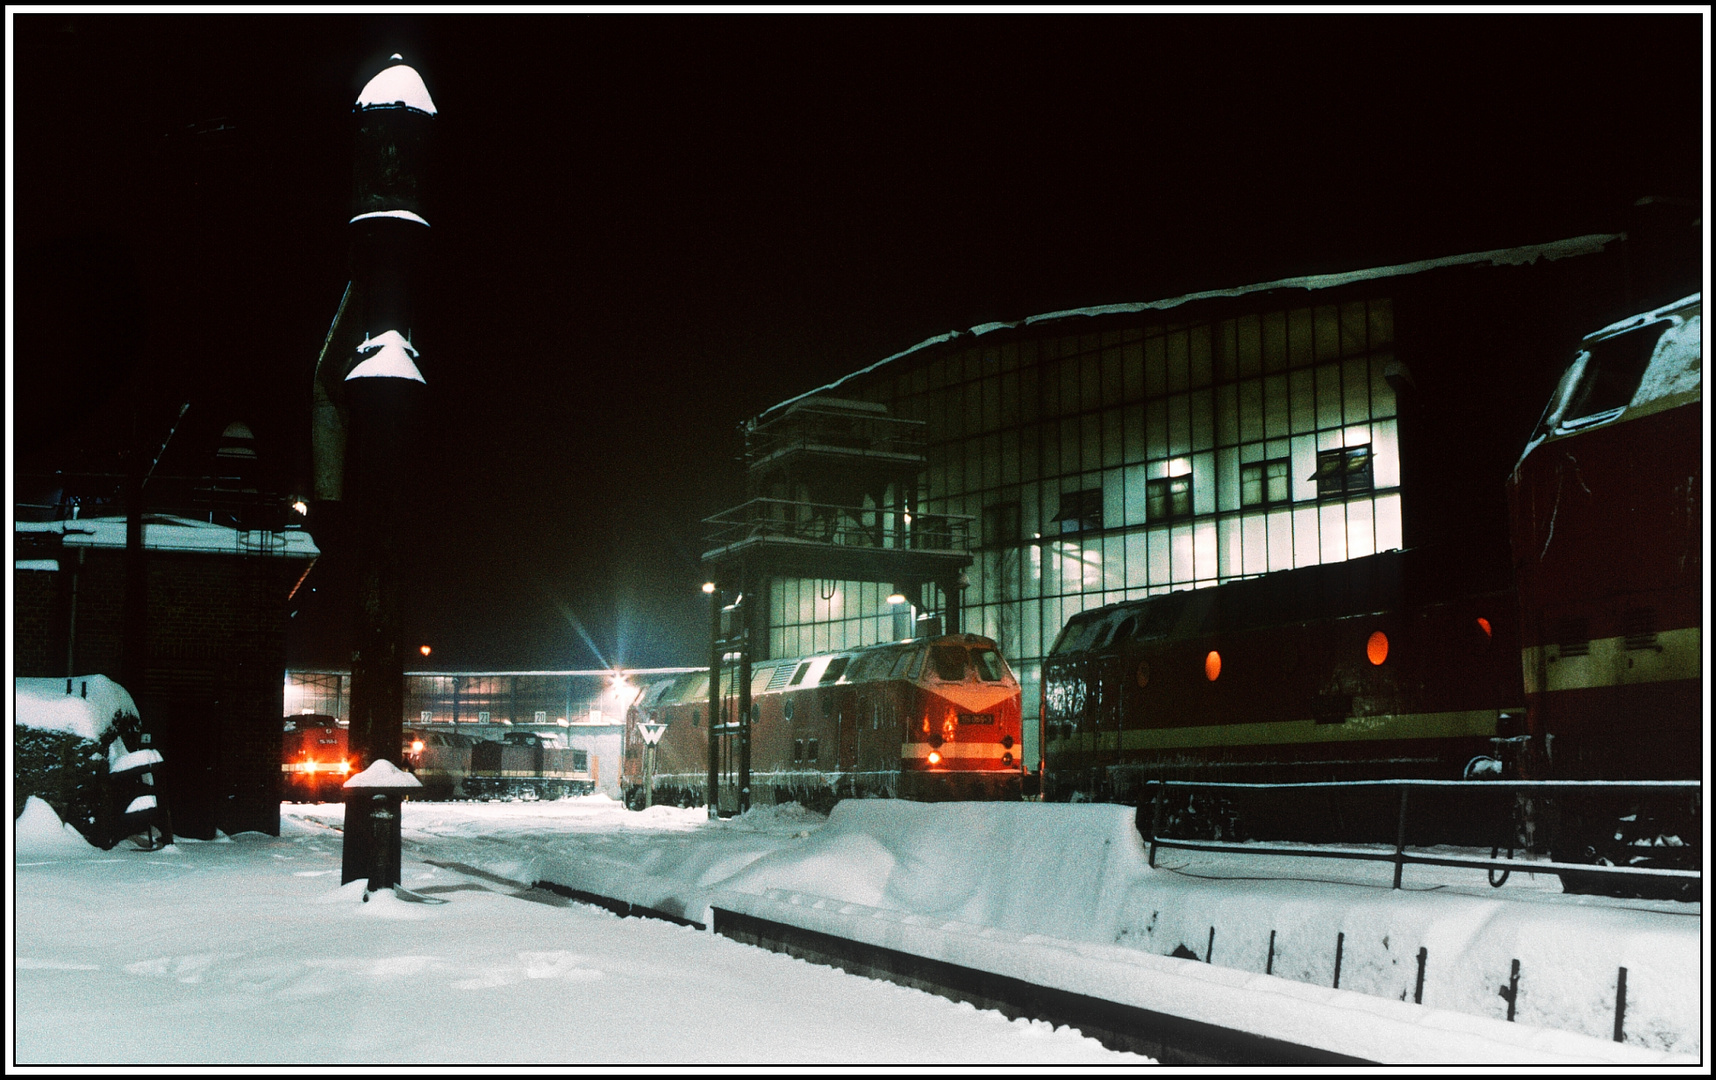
[1510,380,1702,780]
[1042,550,1525,802]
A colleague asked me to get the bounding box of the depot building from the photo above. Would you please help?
[712,224,1696,768]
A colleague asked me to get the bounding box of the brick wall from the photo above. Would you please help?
[12,536,308,839]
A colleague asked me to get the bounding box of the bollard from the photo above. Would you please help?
[1332,932,1344,988]
[1415,946,1427,1004]
[341,759,421,893]
[1266,929,1275,975]
[1205,926,1215,964]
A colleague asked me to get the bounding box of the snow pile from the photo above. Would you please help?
[722,800,1145,934]
[342,757,423,789]
[13,676,138,743]
[515,800,1699,1063]
[14,797,98,858]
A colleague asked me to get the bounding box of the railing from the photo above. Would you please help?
[1142,778,1702,893]
[703,498,973,553]
[745,408,927,467]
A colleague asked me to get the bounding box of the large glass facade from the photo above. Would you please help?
[764,298,1402,766]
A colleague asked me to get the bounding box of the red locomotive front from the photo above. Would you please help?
[1507,293,1702,782]
[281,714,352,803]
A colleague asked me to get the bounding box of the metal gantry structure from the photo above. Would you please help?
[699,397,975,816]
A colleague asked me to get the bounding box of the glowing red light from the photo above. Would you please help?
[1367,631,1389,666]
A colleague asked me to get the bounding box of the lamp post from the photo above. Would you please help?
[704,580,720,819]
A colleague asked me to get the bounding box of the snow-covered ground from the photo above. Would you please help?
[11,794,1705,1067]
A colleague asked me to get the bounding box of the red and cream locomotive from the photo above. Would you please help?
[1507,292,1702,878]
[622,633,1025,811]
[1036,293,1701,891]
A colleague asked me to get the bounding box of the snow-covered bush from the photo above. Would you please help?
[12,677,146,849]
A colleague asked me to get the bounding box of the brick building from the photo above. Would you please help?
[14,515,317,839]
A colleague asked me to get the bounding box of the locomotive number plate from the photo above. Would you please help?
[958,713,994,725]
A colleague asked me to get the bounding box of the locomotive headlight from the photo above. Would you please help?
[411,740,425,754]
[927,750,942,766]
[339,760,352,774]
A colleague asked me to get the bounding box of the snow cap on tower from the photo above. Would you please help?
[345,329,425,383]
[356,56,438,115]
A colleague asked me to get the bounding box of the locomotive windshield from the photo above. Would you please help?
[1551,320,1669,431]
[971,648,1009,682]
[930,645,969,681]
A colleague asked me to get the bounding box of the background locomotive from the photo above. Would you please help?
[1038,543,1522,804]
[621,632,1024,812]
[281,714,353,803]
[1038,293,1701,887]
[401,729,597,801]
[284,717,595,802]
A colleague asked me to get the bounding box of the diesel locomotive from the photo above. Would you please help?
[621,632,1025,811]
[283,716,595,802]
[1036,293,1701,890]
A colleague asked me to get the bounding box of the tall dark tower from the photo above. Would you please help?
[312,55,437,886]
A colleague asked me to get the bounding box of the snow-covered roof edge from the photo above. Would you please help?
[756,233,1622,423]
[15,515,320,559]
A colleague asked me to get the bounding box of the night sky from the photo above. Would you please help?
[11,13,1704,672]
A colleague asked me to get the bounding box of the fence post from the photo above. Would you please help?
[1614,966,1627,1043]
[1392,785,1410,889]
[1499,958,1520,1021]
[1415,946,1427,1004]
[1333,931,1344,989]
[1148,780,1164,868]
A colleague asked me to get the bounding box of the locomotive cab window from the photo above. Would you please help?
[1556,320,1669,430]
[931,645,969,681]
[972,648,1007,682]
[819,656,850,684]
[1051,617,1102,656]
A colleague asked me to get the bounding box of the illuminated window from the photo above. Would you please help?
[1051,489,1103,534]
[1240,458,1291,507]
[1146,477,1191,521]
[1312,445,1374,498]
